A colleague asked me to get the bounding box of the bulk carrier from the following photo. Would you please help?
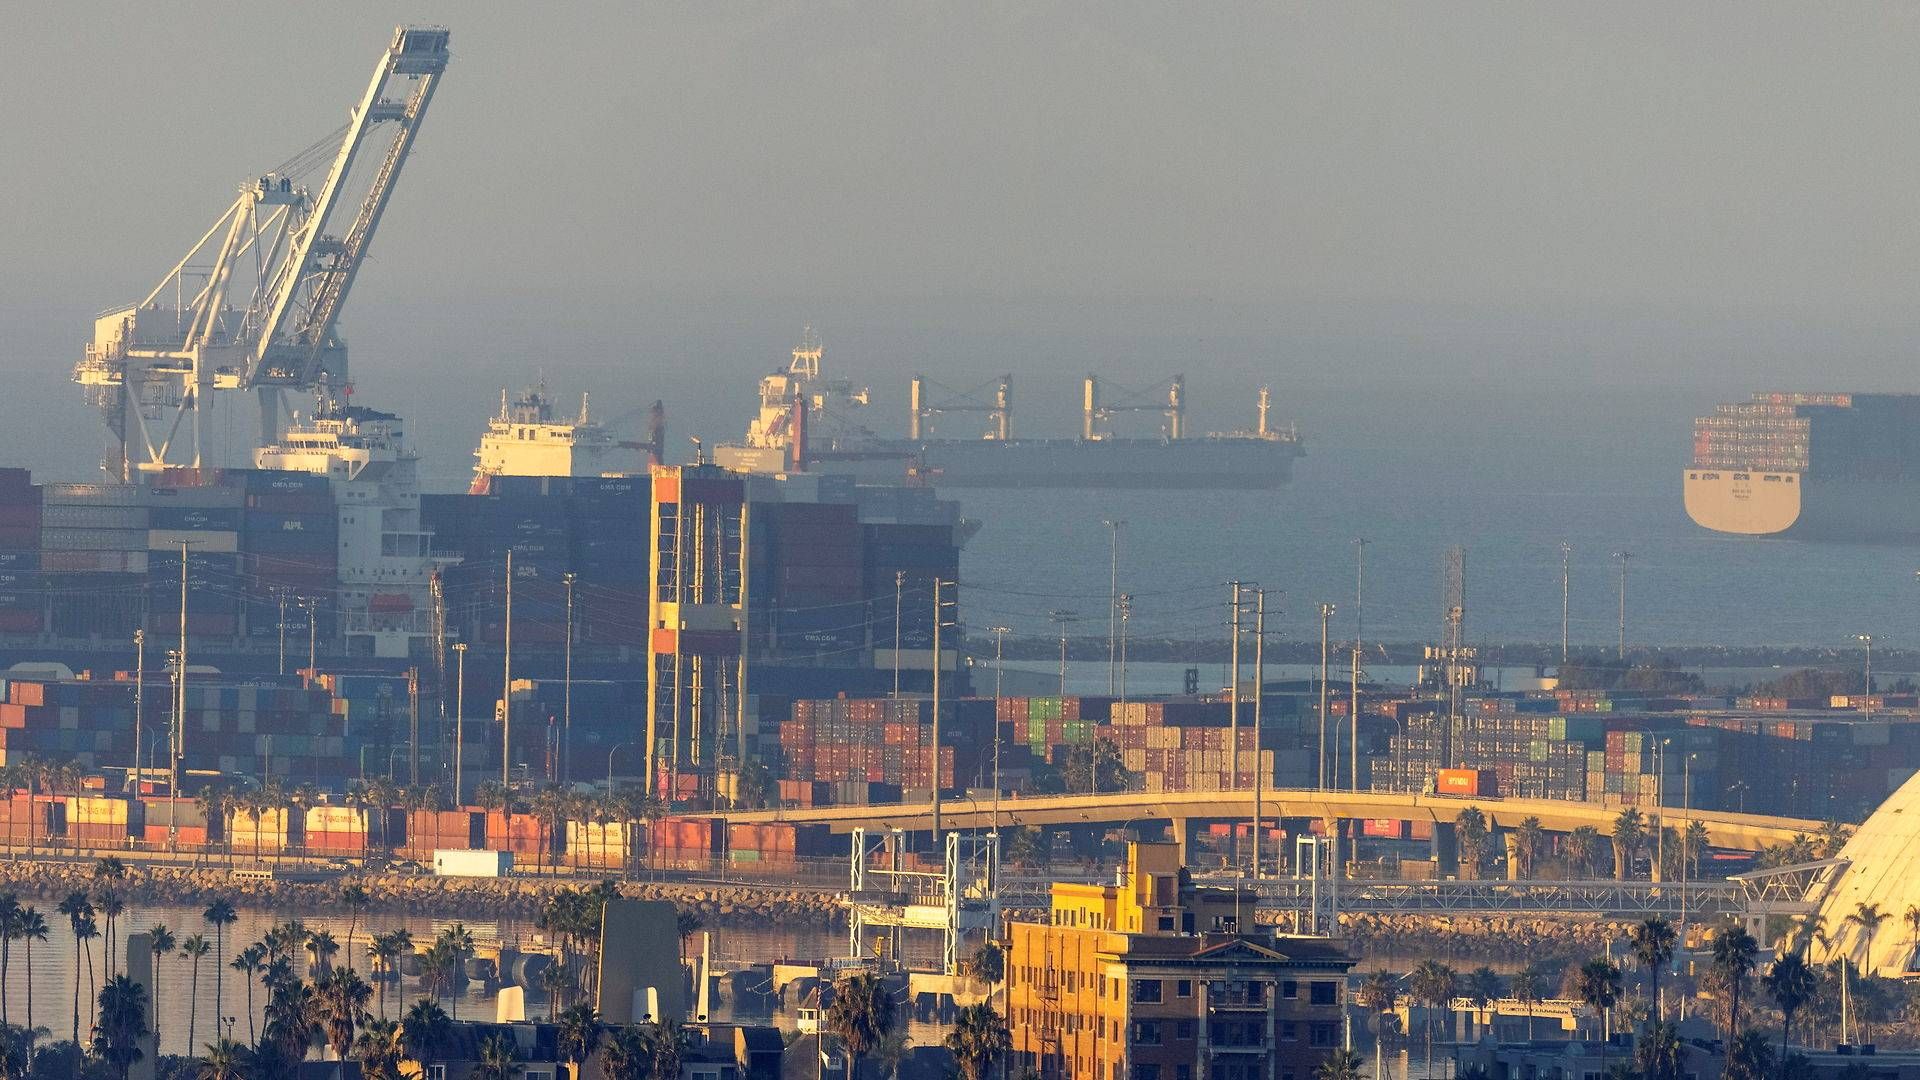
[714,332,1303,488]
[1685,391,1920,541]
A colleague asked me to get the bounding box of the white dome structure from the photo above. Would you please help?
[1809,766,1920,977]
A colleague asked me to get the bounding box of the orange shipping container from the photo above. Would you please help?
[1435,768,1491,797]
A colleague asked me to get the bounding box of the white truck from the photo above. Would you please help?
[433,849,512,878]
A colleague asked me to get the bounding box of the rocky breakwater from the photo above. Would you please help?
[0,859,841,928]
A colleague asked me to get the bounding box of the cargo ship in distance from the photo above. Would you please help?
[1685,391,1920,541]
[713,331,1303,488]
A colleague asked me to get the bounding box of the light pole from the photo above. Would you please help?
[1104,520,1125,695]
[1117,594,1132,705]
[302,597,317,680]
[1560,541,1572,666]
[132,629,144,791]
[1857,633,1874,714]
[277,589,287,676]
[892,571,905,700]
[563,572,576,785]
[1252,588,1265,877]
[1229,582,1243,789]
[608,741,632,783]
[1612,552,1632,660]
[1318,602,1335,791]
[451,642,467,806]
[989,625,1012,839]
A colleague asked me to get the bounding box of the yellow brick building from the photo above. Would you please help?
[1007,843,1354,1080]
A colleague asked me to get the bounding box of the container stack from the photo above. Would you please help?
[1373,706,1606,800]
[235,470,337,642]
[1109,700,1268,792]
[0,471,41,635]
[401,809,483,859]
[724,820,831,871]
[862,521,960,652]
[39,484,147,638]
[564,476,650,647]
[1000,696,1114,764]
[778,696,994,799]
[767,503,866,658]
[303,805,369,852]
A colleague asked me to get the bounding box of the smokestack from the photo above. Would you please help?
[788,391,808,472]
[1083,376,1099,441]
[646,400,666,467]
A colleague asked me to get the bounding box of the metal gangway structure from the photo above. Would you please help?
[75,26,451,477]
[1727,857,1850,947]
[844,828,1000,976]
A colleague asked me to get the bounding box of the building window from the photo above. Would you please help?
[1159,915,1175,931]
[1282,980,1299,999]
[1309,1024,1338,1048]
[1131,1067,1161,1080]
[1310,981,1338,1006]
[1176,1021,1193,1040]
[1177,1068,1191,1080]
[1176,979,1193,998]
[1133,979,1163,1003]
[1281,1022,1297,1042]
[1133,1021,1161,1046]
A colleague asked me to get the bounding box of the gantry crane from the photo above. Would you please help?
[74,25,451,479]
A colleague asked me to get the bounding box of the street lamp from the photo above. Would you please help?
[1856,633,1874,715]
[1103,520,1125,695]
[1049,610,1077,697]
[989,626,1012,841]
[608,741,633,783]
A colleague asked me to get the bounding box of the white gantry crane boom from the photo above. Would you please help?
[74,25,450,479]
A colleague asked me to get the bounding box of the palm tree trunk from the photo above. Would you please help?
[23,936,32,1032]
[187,955,199,1055]
[71,938,80,1044]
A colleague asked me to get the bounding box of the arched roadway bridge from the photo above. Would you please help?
[723,788,1821,852]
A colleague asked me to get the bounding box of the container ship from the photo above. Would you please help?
[713,332,1303,488]
[1685,392,1920,541]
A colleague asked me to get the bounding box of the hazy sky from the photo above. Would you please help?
[7,4,1920,484]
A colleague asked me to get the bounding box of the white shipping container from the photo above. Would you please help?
[434,849,512,877]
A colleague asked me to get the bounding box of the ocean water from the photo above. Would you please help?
[952,385,1920,655]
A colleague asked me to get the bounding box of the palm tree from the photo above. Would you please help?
[401,998,451,1068]
[1454,807,1489,880]
[147,924,174,1054]
[0,892,19,1027]
[1318,1049,1366,1080]
[946,1001,1010,1080]
[1514,817,1544,878]
[93,856,127,977]
[640,1020,689,1080]
[603,1025,648,1080]
[826,971,896,1080]
[307,928,341,976]
[315,967,373,1066]
[1510,963,1545,1034]
[1407,960,1456,1078]
[201,898,238,1028]
[1632,917,1679,1026]
[1566,826,1600,878]
[231,944,266,1043]
[199,1037,251,1080]
[1355,972,1398,1080]
[55,892,91,1044]
[473,1031,520,1080]
[17,907,43,1033]
[1464,967,1502,1040]
[437,924,475,1020]
[1576,957,1622,1072]
[180,934,211,1056]
[1612,808,1645,880]
[556,1003,603,1077]
[383,929,413,1014]
[341,883,369,971]
[368,931,400,1019]
[1725,1029,1776,1080]
[92,974,149,1080]
[1712,925,1760,1039]
[1634,1021,1684,1080]
[262,975,317,1068]
[353,1017,405,1080]
[1765,952,1817,1071]
[76,913,100,1033]
[1846,901,1887,976]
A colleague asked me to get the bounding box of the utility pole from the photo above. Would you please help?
[1350,636,1361,792]
[1104,519,1125,694]
[1050,610,1076,697]
[452,642,467,806]
[1858,633,1875,714]
[1229,583,1242,789]
[277,589,287,676]
[1560,541,1572,666]
[133,629,144,791]
[502,550,513,795]
[302,597,317,681]
[176,542,189,796]
[1252,588,1265,877]
[563,572,576,785]
[1117,594,1132,706]
[932,579,956,842]
[1613,551,1632,660]
[892,571,904,699]
[989,625,1011,840]
[167,650,180,848]
[407,666,420,785]
[1318,603,1335,790]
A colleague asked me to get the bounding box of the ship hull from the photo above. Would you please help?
[719,437,1299,489]
[1684,469,1920,541]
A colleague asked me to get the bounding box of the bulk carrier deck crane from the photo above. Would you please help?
[73,25,451,480]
